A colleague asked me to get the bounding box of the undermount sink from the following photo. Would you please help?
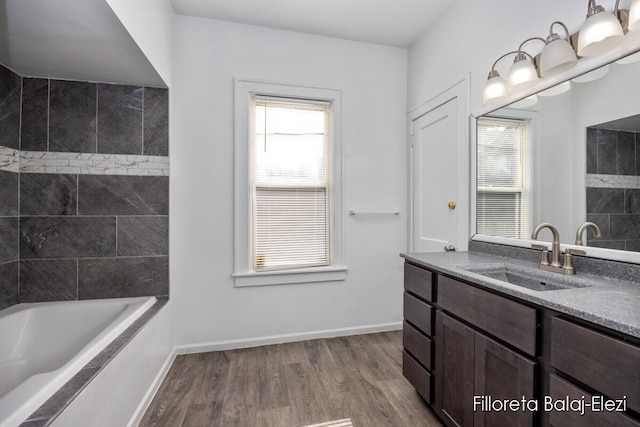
[460,263,592,292]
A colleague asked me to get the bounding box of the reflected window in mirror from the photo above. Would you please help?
[477,118,532,239]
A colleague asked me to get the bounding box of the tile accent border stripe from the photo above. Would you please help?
[0,146,20,172]
[586,174,640,189]
[0,145,168,176]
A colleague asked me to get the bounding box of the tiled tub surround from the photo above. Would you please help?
[18,173,169,304]
[586,127,640,251]
[0,64,169,310]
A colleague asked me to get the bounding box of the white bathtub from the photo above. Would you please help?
[0,296,157,427]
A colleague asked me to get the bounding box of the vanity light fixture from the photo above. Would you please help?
[577,0,625,57]
[481,0,637,106]
[506,38,543,92]
[630,0,640,30]
[482,51,516,106]
[539,22,578,76]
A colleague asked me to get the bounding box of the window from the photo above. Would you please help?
[234,80,345,287]
[476,118,530,239]
[252,97,330,270]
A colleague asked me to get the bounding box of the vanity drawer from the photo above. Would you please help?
[404,292,433,336]
[551,317,640,413]
[403,350,432,403]
[403,321,432,369]
[549,374,640,427]
[404,262,434,302]
[438,275,537,356]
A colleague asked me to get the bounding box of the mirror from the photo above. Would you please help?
[475,49,640,257]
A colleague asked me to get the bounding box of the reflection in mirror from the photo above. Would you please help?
[476,50,640,253]
[586,113,640,251]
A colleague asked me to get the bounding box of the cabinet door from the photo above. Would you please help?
[474,333,536,427]
[435,312,475,427]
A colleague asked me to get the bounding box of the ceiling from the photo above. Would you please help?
[0,0,453,87]
[171,0,455,48]
[0,0,166,87]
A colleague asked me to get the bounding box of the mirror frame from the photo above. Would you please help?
[470,34,640,264]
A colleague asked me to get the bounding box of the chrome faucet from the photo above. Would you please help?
[575,221,602,245]
[531,223,562,268]
[531,223,583,275]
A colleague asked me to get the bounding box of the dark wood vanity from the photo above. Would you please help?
[402,261,640,427]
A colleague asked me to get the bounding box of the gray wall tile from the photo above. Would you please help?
[0,261,19,309]
[78,175,168,215]
[596,129,617,174]
[97,84,143,155]
[20,217,116,259]
[617,131,636,176]
[20,173,77,216]
[628,189,640,214]
[49,80,96,153]
[636,133,639,176]
[586,128,597,175]
[117,216,168,256]
[21,78,49,152]
[0,65,21,150]
[586,213,611,240]
[626,240,640,252]
[78,256,168,299]
[0,170,19,216]
[586,187,625,213]
[610,214,640,240]
[0,217,19,264]
[143,87,169,156]
[20,259,77,302]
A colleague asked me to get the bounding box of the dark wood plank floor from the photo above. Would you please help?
[139,331,442,427]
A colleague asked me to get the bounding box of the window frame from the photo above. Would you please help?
[233,79,346,287]
[476,116,533,240]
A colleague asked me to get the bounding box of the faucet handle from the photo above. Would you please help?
[531,244,550,266]
[562,248,586,275]
[565,248,586,256]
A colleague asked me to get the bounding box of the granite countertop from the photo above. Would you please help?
[401,251,640,339]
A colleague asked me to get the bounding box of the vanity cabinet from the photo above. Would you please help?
[549,317,640,427]
[434,277,536,427]
[402,260,640,427]
[402,263,435,403]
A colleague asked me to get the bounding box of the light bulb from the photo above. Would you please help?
[506,55,539,92]
[577,9,624,56]
[483,71,508,106]
[540,37,577,77]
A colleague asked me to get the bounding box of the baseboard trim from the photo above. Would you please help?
[175,322,403,355]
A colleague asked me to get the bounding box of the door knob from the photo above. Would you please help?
[448,201,456,210]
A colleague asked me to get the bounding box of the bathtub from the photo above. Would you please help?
[0,296,157,427]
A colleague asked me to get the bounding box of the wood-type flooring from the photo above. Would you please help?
[139,330,442,427]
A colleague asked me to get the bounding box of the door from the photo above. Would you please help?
[410,83,467,253]
[435,312,475,427]
[474,333,536,427]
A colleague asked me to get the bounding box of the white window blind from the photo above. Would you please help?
[477,118,529,239]
[251,97,330,270]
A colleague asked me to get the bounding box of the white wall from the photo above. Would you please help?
[171,16,408,349]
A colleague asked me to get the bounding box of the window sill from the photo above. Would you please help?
[232,266,348,288]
